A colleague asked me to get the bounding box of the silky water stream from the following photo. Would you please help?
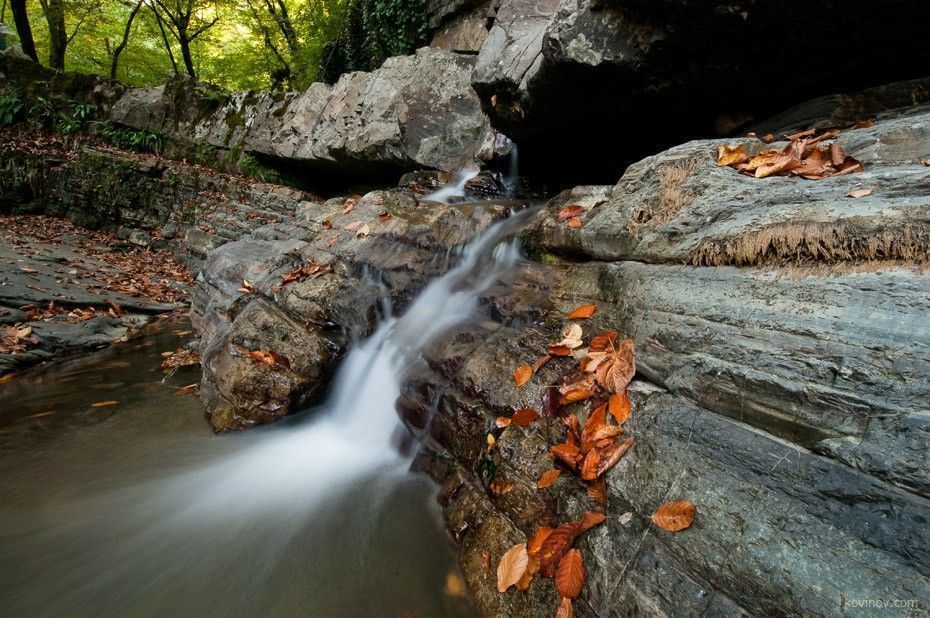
[0,208,536,617]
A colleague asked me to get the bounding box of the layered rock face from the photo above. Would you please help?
[397,106,930,614]
[109,48,498,183]
[464,0,930,182]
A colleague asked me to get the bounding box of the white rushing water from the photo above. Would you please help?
[424,168,481,203]
[1,208,534,616]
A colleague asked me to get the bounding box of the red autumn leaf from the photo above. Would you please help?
[548,344,573,357]
[608,391,631,425]
[597,437,635,476]
[512,407,540,427]
[513,364,533,388]
[567,303,596,319]
[557,205,584,222]
[538,523,578,577]
[497,543,529,592]
[537,469,561,489]
[555,549,585,599]
[580,403,607,446]
[651,499,696,532]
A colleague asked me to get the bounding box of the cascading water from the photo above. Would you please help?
[423,168,481,204]
[0,208,536,617]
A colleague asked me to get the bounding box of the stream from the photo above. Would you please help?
[0,209,535,617]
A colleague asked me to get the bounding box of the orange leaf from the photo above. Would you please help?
[555,549,585,599]
[608,391,631,425]
[537,468,561,489]
[580,449,600,481]
[512,408,540,427]
[527,527,554,555]
[490,477,515,496]
[716,144,747,167]
[567,217,582,229]
[557,205,584,222]
[576,510,606,533]
[550,443,581,469]
[496,543,529,592]
[91,400,118,408]
[559,388,595,405]
[515,553,539,590]
[581,403,607,446]
[597,437,635,476]
[548,344,573,357]
[495,416,512,428]
[513,364,533,388]
[586,476,606,510]
[567,303,596,319]
[556,597,574,618]
[532,354,552,373]
[651,499,696,532]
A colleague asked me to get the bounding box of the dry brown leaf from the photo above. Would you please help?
[583,333,636,394]
[490,477,515,496]
[548,345,573,357]
[559,388,595,405]
[852,119,873,129]
[580,449,601,481]
[532,354,552,373]
[568,303,596,319]
[716,144,747,167]
[91,400,118,407]
[576,510,607,534]
[495,416,512,429]
[586,476,606,510]
[922,157,930,166]
[551,443,581,469]
[597,437,635,477]
[555,549,585,599]
[651,499,696,532]
[559,323,584,349]
[515,553,539,591]
[556,597,574,618]
[846,187,873,198]
[608,391,631,425]
[513,364,533,388]
[538,523,577,577]
[512,408,540,427]
[537,469,561,489]
[356,224,371,238]
[567,217,583,229]
[497,543,529,593]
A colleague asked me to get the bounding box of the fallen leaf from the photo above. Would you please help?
[716,144,747,167]
[580,449,601,481]
[14,326,32,339]
[559,323,584,349]
[576,511,607,534]
[548,344,573,357]
[537,469,561,489]
[551,443,581,468]
[852,119,873,129]
[512,408,540,427]
[608,391,631,424]
[527,527,554,554]
[444,573,467,598]
[344,220,363,231]
[596,437,635,476]
[174,383,198,395]
[486,433,496,450]
[19,266,38,274]
[922,157,930,166]
[582,333,636,394]
[557,205,584,222]
[490,477,515,496]
[618,512,634,525]
[556,597,573,618]
[555,549,585,599]
[379,211,392,222]
[568,303,596,319]
[513,364,533,388]
[91,400,119,407]
[342,199,356,214]
[567,217,582,229]
[516,553,540,591]
[495,416,512,428]
[532,354,552,373]
[356,224,371,238]
[846,187,873,198]
[651,499,696,532]
[559,388,595,405]
[497,543,529,593]
[587,476,606,510]
[538,523,578,577]
[246,349,290,369]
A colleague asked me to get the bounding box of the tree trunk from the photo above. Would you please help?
[10,0,38,62]
[41,0,67,69]
[178,34,195,77]
[110,0,144,79]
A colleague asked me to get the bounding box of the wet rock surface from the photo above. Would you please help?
[398,106,930,615]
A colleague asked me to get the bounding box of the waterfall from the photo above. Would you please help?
[423,168,480,203]
[505,145,519,198]
[1,208,536,616]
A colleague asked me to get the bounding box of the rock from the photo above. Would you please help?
[398,103,930,615]
[430,0,493,53]
[470,0,930,183]
[109,48,497,183]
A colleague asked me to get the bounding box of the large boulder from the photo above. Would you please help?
[399,103,930,615]
[110,48,500,184]
[470,0,930,184]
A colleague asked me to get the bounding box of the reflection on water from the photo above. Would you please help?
[0,321,474,617]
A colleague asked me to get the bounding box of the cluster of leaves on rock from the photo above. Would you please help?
[717,125,867,179]
[495,304,695,615]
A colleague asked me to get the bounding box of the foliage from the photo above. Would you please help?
[0,91,25,127]
[318,0,428,83]
[97,121,164,154]
[237,153,281,183]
